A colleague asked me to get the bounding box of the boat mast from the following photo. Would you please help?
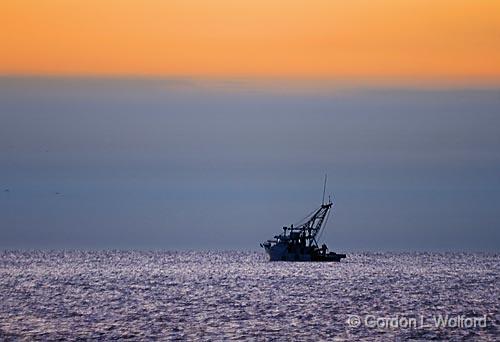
[282,175,333,247]
[322,174,327,205]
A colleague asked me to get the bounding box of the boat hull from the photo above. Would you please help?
[264,243,346,262]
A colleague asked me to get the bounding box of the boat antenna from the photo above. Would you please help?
[322,173,327,205]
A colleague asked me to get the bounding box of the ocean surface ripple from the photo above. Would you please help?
[0,251,498,340]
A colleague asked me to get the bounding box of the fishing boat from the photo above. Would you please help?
[260,177,346,262]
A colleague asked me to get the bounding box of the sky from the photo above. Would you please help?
[1,78,499,251]
[1,0,500,80]
[0,1,499,251]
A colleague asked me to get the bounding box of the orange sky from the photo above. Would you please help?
[1,0,500,81]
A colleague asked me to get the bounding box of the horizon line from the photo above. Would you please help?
[2,73,500,90]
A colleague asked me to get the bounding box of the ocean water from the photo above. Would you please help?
[0,251,498,341]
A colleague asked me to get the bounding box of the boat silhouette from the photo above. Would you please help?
[260,176,346,262]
